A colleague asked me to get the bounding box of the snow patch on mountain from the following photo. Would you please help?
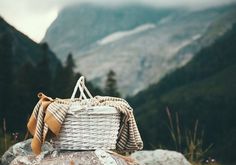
[159,16,173,24]
[43,4,236,96]
[192,34,201,40]
[97,24,156,45]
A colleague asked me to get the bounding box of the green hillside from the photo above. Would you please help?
[0,17,61,133]
[0,17,101,134]
[129,23,236,163]
[0,17,61,74]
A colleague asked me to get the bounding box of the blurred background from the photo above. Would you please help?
[0,0,236,164]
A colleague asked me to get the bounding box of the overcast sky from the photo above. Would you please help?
[0,0,235,43]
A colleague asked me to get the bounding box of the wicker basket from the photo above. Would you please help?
[51,76,121,150]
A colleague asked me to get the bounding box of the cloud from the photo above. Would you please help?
[52,0,236,9]
[0,0,235,42]
[2,0,235,12]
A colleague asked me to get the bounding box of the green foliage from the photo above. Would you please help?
[0,131,24,156]
[53,53,79,98]
[0,119,20,156]
[0,51,103,155]
[129,24,236,164]
[0,132,14,156]
[66,53,76,69]
[104,70,120,97]
[0,32,13,121]
[0,17,104,156]
[166,108,212,164]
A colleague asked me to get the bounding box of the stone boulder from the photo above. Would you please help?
[1,139,54,165]
[1,140,191,165]
[131,149,191,165]
[0,139,135,165]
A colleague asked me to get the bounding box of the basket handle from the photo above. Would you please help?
[70,76,93,100]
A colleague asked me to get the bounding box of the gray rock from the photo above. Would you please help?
[1,139,54,165]
[9,150,131,165]
[131,149,191,165]
[43,4,236,96]
[1,140,191,165]
[1,139,134,165]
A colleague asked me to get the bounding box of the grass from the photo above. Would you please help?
[0,132,16,156]
[0,118,21,156]
[165,107,217,165]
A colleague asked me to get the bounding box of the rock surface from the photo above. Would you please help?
[0,139,133,165]
[1,139,191,165]
[0,139,54,165]
[10,150,130,165]
[43,4,236,96]
[131,149,191,165]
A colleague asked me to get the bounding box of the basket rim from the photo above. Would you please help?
[68,105,120,115]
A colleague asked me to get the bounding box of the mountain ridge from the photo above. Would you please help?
[0,16,61,74]
[43,4,236,96]
[0,16,62,132]
[128,23,236,163]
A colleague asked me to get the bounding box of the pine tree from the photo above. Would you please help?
[53,53,77,98]
[104,70,120,97]
[65,53,75,71]
[35,44,52,94]
[0,33,13,122]
[10,62,36,131]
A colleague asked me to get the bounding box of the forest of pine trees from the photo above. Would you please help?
[0,50,117,136]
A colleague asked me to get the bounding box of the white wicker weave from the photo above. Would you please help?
[51,76,120,150]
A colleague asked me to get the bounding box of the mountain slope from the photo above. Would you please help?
[0,17,62,132]
[43,4,236,96]
[43,4,175,60]
[0,17,61,74]
[128,23,236,163]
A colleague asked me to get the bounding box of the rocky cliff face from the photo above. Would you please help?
[43,4,236,96]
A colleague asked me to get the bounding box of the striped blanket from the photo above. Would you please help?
[27,93,143,155]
